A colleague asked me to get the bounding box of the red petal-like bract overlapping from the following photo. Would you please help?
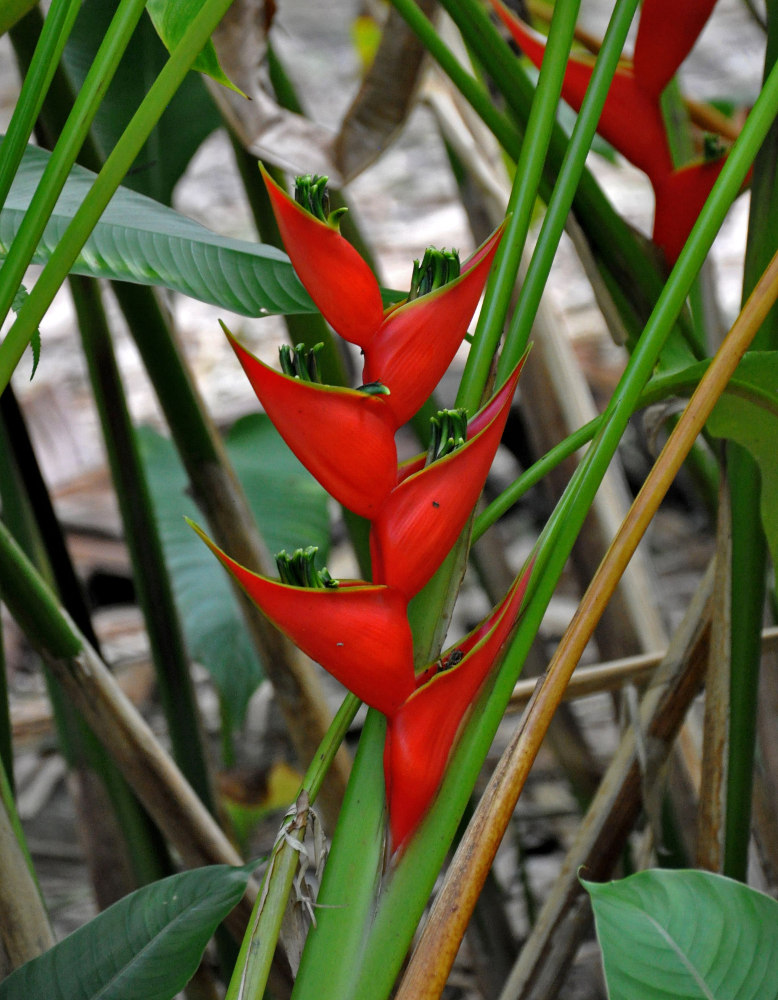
[633,0,718,98]
[652,157,728,265]
[193,525,416,715]
[362,225,505,427]
[384,560,533,852]
[262,166,384,348]
[490,1,673,183]
[370,360,524,598]
[226,330,399,519]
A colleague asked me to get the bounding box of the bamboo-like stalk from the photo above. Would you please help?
[0,793,54,974]
[394,248,778,999]
[696,471,732,870]
[0,521,246,904]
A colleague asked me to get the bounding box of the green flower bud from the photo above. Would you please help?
[426,408,468,464]
[278,342,324,383]
[275,546,338,589]
[408,247,461,301]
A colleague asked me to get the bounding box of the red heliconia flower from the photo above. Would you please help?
[361,225,506,428]
[632,0,718,99]
[261,165,385,348]
[225,326,398,519]
[384,559,534,853]
[489,0,673,183]
[370,360,525,599]
[652,156,729,265]
[191,523,416,715]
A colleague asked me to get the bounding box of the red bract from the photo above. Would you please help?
[225,327,398,519]
[489,0,673,182]
[652,156,729,265]
[384,560,534,852]
[361,225,506,427]
[633,0,718,98]
[191,523,416,715]
[370,360,525,598]
[262,166,384,348]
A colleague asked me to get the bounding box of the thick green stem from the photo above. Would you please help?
[724,0,778,881]
[292,710,388,1000]
[225,693,361,1000]
[457,0,582,414]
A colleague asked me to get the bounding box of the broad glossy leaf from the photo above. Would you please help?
[0,139,315,317]
[137,414,330,726]
[0,863,258,1000]
[584,869,778,1000]
[62,0,221,204]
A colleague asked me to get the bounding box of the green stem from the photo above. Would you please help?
[71,275,214,813]
[0,0,81,213]
[724,0,778,880]
[292,710,388,1000]
[0,0,148,334]
[457,0,582,414]
[0,0,236,390]
[497,0,641,381]
[225,694,361,1000]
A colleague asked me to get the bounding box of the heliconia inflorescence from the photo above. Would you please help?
[489,0,737,265]
[195,169,532,852]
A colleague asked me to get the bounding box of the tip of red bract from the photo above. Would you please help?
[261,166,384,348]
[370,358,523,599]
[385,557,534,853]
[632,0,718,99]
[191,519,416,715]
[223,324,399,519]
[362,224,505,429]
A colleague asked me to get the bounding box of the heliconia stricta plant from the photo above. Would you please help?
[194,171,530,852]
[489,0,736,265]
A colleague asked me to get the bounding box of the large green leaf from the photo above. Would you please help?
[584,869,778,1000]
[0,139,316,317]
[642,351,778,588]
[0,862,258,1000]
[137,413,331,727]
[61,0,222,205]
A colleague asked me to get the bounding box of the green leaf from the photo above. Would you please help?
[584,869,778,1000]
[0,139,316,317]
[62,0,222,205]
[0,0,37,35]
[137,414,331,726]
[641,351,778,587]
[704,352,778,589]
[0,862,258,1000]
[146,0,245,95]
